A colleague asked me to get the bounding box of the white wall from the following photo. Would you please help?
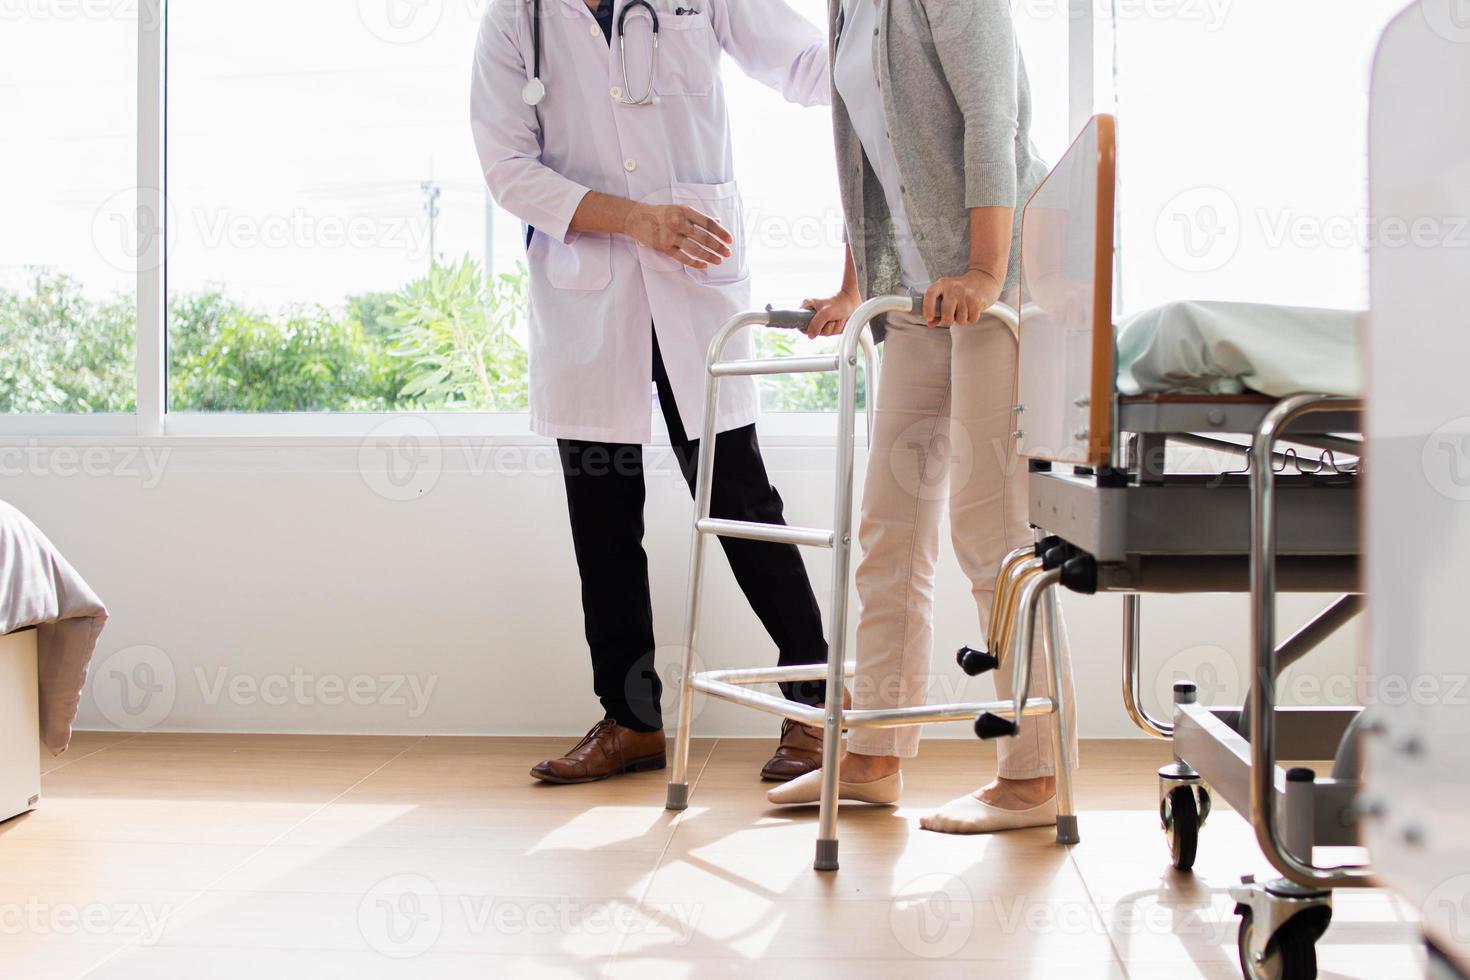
[3,431,1359,742]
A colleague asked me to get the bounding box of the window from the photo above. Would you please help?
[1113,0,1408,315]
[6,0,1405,433]
[0,6,136,414]
[166,1,526,414]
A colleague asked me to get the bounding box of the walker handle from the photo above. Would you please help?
[763,306,817,330]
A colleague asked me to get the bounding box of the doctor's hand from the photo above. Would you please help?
[923,270,1002,328]
[800,288,861,339]
[626,204,733,271]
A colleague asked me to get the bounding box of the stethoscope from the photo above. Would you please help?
[522,0,662,108]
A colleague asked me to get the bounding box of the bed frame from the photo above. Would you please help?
[0,628,42,824]
[977,113,1372,978]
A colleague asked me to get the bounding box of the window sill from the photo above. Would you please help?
[0,411,866,449]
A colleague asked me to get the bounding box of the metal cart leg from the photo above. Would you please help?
[1121,594,1175,740]
[1041,582,1080,845]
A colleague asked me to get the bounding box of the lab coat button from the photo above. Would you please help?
[611,86,623,100]
[591,24,601,35]
[624,158,638,172]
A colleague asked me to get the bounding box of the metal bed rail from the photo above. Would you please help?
[1248,394,1374,891]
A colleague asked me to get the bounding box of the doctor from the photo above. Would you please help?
[471,0,834,784]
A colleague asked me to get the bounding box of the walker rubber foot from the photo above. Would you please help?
[665,783,689,811]
[814,839,839,872]
[956,646,1000,677]
[974,712,1019,740]
[1056,814,1080,845]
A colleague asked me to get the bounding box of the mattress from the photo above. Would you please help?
[1116,300,1363,398]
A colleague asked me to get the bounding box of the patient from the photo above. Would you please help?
[767,0,1079,833]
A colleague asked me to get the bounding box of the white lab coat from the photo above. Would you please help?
[471,0,830,444]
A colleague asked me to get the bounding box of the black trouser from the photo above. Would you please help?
[557,330,829,732]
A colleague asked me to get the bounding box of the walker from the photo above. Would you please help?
[664,295,1078,872]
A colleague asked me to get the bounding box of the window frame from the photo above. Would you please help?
[0,0,1092,443]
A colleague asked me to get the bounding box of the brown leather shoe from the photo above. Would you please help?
[530,720,667,785]
[761,690,852,782]
[761,718,824,782]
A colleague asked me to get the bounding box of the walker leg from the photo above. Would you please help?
[813,339,864,872]
[666,633,698,808]
[667,528,710,811]
[1042,583,1079,845]
[814,692,844,871]
[667,376,724,811]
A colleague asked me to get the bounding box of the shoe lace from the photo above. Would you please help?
[570,719,617,755]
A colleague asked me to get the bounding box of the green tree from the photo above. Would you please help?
[0,270,135,413]
[382,256,530,411]
[1,260,846,416]
[755,329,864,413]
[169,294,400,412]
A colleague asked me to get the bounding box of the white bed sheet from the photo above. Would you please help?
[1116,300,1363,398]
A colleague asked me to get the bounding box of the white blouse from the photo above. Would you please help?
[833,0,932,292]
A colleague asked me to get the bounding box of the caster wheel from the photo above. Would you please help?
[1235,906,1331,980]
[1161,784,1200,871]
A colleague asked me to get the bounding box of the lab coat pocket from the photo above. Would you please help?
[652,15,717,98]
[537,230,613,291]
[671,180,748,286]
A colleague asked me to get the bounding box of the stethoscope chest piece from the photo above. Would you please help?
[522,77,547,107]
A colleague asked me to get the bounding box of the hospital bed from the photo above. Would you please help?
[1364,2,1470,977]
[980,113,1371,980]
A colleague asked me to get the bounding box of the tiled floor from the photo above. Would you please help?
[0,733,1424,978]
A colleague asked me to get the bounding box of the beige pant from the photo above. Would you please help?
[846,310,1079,778]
